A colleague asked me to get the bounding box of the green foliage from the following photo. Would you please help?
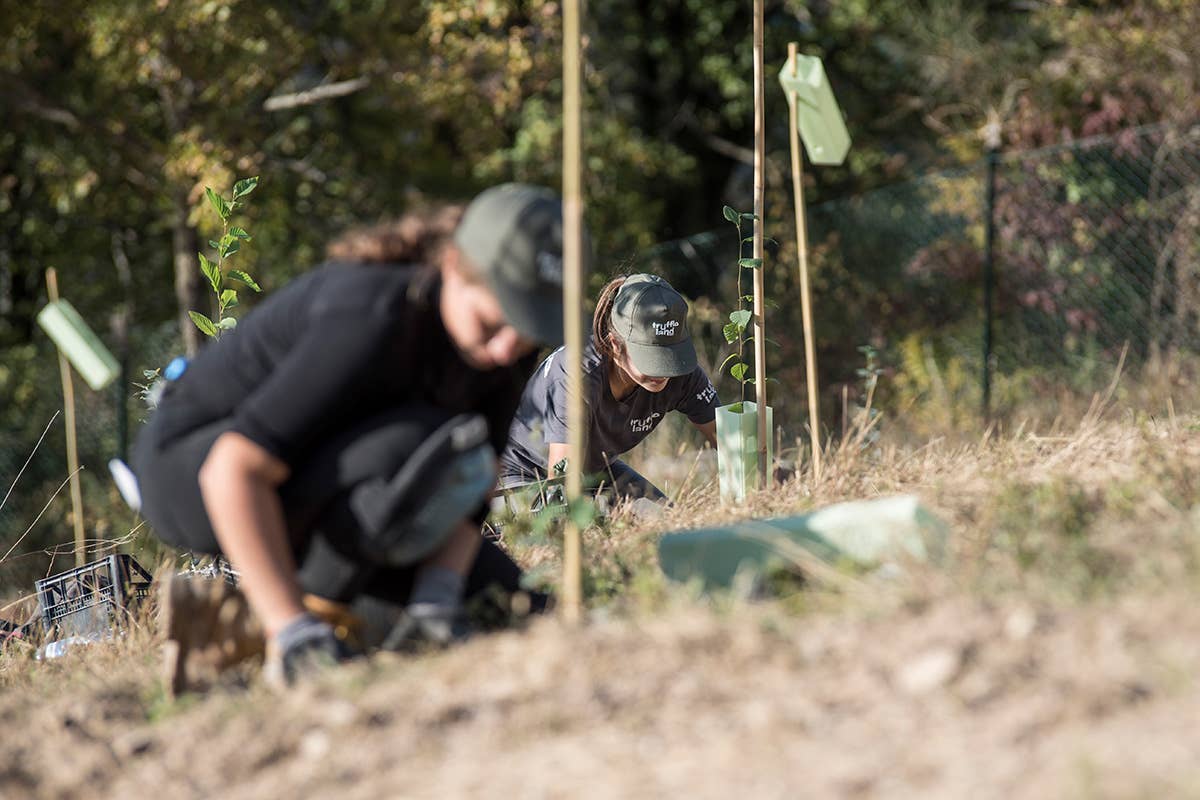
[718,205,770,399]
[191,177,261,339]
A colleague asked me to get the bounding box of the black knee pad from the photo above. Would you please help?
[349,414,495,566]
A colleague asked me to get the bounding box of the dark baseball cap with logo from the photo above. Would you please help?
[610,273,698,377]
[455,183,584,347]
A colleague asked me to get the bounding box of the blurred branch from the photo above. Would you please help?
[0,75,80,130]
[676,106,784,186]
[264,77,370,111]
[284,159,328,183]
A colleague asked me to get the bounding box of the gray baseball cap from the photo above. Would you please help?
[610,274,698,377]
[454,183,579,347]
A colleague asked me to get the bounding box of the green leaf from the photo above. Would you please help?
[722,322,739,344]
[220,289,239,309]
[217,317,238,331]
[719,353,742,373]
[189,311,218,337]
[729,309,752,328]
[569,497,596,529]
[229,226,252,241]
[205,187,230,221]
[198,252,220,293]
[739,212,759,221]
[232,177,259,199]
[208,239,221,250]
[738,258,763,269]
[228,270,261,292]
[722,205,739,224]
[221,238,241,259]
[731,362,750,382]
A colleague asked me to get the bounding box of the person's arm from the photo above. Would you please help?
[546,441,571,474]
[677,369,721,449]
[693,419,718,449]
[197,431,301,638]
[541,353,592,478]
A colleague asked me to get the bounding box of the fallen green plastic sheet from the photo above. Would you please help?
[658,495,947,590]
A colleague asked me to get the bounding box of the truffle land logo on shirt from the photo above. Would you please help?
[652,320,680,337]
[630,412,662,433]
[696,383,717,404]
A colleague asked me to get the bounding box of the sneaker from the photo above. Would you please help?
[159,572,265,696]
[380,603,472,653]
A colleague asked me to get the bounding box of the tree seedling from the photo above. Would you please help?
[190,176,262,339]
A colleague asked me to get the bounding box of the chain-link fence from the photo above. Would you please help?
[639,120,1200,439]
[990,123,1200,392]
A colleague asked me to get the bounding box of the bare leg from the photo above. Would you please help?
[421,519,482,576]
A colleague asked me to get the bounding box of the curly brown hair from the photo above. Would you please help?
[324,204,465,266]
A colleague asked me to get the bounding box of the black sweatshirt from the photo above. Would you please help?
[150,263,536,466]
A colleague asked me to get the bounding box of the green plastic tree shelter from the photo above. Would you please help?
[777,50,851,167]
[36,299,120,392]
[658,495,947,590]
[779,45,851,480]
[716,401,773,504]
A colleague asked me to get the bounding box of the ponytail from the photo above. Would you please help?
[592,276,627,362]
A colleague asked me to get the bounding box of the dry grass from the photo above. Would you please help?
[3,406,1200,798]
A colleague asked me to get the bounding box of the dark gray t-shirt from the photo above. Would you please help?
[499,338,719,483]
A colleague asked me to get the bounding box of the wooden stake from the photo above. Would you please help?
[751,0,769,489]
[46,268,87,567]
[561,0,585,624]
[787,43,822,479]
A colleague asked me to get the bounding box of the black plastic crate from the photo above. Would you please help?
[35,554,154,639]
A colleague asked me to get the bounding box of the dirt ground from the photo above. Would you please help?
[2,592,1199,799]
[3,418,1200,799]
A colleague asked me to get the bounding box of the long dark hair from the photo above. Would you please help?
[592,275,627,362]
[325,204,465,266]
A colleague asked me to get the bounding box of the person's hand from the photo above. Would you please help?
[268,613,352,687]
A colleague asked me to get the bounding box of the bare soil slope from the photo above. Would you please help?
[3,417,1199,799]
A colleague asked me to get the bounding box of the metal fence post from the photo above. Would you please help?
[982,146,998,421]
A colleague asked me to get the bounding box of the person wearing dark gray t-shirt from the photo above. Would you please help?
[499,274,719,502]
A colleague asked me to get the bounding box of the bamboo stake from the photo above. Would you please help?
[561,0,585,624]
[45,268,87,567]
[751,0,769,489]
[787,43,822,479]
